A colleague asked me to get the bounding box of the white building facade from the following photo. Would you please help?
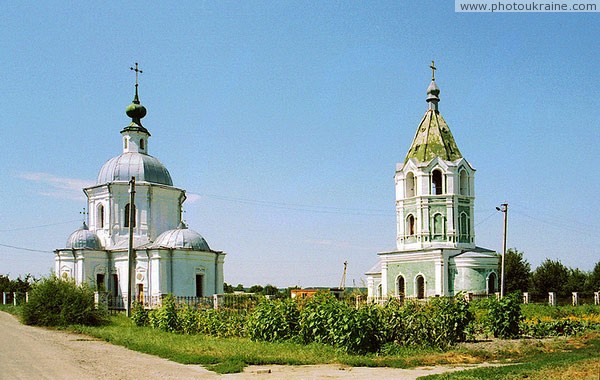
[55,81,225,304]
[366,66,498,300]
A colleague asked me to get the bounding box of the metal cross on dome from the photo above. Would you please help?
[130,62,143,86]
[430,60,436,81]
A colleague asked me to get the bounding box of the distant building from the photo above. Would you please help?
[55,73,225,304]
[290,288,344,299]
[366,64,498,300]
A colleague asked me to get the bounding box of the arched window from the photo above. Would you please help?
[415,275,425,299]
[405,172,415,197]
[406,214,416,236]
[487,272,497,294]
[97,204,104,229]
[124,203,136,228]
[459,212,469,243]
[140,138,145,150]
[396,275,405,297]
[431,169,443,195]
[432,213,445,239]
[459,170,469,195]
[124,138,128,150]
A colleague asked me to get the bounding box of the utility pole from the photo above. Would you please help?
[496,203,508,298]
[340,261,347,290]
[126,177,136,317]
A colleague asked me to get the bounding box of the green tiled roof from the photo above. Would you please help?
[404,109,462,163]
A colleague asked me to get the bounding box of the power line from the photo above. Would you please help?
[0,219,81,232]
[0,243,52,254]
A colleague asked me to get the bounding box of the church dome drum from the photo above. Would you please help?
[66,222,103,250]
[97,152,173,186]
[151,222,211,251]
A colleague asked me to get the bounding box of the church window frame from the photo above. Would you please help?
[405,172,416,197]
[458,212,470,243]
[406,214,416,236]
[459,169,469,196]
[124,137,129,150]
[431,169,444,195]
[486,272,497,295]
[124,203,136,228]
[140,138,145,150]
[432,213,445,239]
[97,203,105,229]
[415,274,426,299]
[396,275,406,298]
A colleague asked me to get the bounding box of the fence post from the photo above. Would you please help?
[522,292,529,304]
[548,292,556,306]
[13,292,17,306]
[594,292,599,306]
[572,292,578,306]
[213,294,219,310]
[25,292,28,303]
[2,292,6,305]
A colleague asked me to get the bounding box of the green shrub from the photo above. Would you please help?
[248,298,299,342]
[297,292,383,353]
[21,275,106,327]
[486,293,522,338]
[151,295,179,332]
[131,302,149,327]
[197,309,248,338]
[178,304,199,335]
[381,296,473,350]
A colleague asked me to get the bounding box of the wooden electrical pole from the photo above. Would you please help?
[126,177,136,317]
[497,203,508,299]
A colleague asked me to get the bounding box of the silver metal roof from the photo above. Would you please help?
[66,223,103,250]
[97,152,173,186]
[151,224,210,251]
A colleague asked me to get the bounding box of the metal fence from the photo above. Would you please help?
[100,292,263,312]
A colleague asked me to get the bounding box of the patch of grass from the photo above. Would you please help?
[68,315,600,375]
[419,333,600,379]
[0,304,21,316]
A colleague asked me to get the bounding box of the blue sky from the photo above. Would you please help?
[1,1,598,287]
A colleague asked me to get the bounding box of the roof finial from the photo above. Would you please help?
[426,60,440,110]
[125,62,148,128]
[130,62,143,104]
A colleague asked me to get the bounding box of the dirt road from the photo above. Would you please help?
[0,311,489,379]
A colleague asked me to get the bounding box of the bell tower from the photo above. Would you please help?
[395,62,476,251]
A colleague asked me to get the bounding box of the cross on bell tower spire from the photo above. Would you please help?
[130,62,143,104]
[430,60,436,81]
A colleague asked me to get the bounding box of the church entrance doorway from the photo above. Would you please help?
[195,274,204,297]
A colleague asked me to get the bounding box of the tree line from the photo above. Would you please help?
[505,248,600,297]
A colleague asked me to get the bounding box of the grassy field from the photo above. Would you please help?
[2,303,599,378]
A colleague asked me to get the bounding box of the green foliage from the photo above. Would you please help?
[531,259,569,297]
[590,261,600,291]
[504,248,531,293]
[21,275,106,327]
[149,295,179,332]
[486,293,522,338]
[520,318,593,338]
[0,274,36,295]
[381,296,473,350]
[197,309,247,338]
[247,298,299,342]
[131,302,149,327]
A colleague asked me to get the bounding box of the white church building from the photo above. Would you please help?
[366,64,498,301]
[55,73,225,305]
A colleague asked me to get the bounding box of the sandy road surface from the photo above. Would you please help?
[0,311,491,379]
